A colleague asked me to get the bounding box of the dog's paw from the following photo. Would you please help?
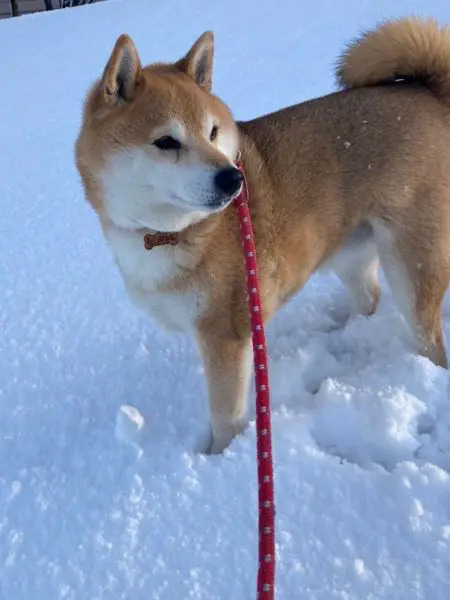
[194,430,215,455]
[200,430,235,455]
[203,436,229,455]
[199,420,247,455]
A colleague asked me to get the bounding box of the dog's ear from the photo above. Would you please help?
[101,35,142,105]
[176,32,214,92]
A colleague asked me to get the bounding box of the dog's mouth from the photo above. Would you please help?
[205,196,234,211]
[114,187,240,234]
[169,190,239,213]
[205,183,243,211]
[136,179,242,213]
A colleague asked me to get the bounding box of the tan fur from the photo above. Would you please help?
[337,17,450,102]
[76,18,450,452]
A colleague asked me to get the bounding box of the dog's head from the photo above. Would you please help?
[76,32,242,232]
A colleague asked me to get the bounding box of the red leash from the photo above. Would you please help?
[234,159,276,599]
[143,160,276,597]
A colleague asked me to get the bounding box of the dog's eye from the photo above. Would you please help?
[210,125,218,141]
[153,136,182,151]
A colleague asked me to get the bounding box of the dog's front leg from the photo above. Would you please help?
[197,328,253,453]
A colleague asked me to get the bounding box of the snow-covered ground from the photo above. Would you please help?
[1,1,450,598]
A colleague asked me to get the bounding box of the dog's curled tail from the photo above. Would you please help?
[336,17,450,103]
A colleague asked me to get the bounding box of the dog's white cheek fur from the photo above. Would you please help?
[100,147,215,232]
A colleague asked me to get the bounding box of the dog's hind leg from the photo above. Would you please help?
[373,218,449,368]
[331,222,380,317]
[413,279,448,368]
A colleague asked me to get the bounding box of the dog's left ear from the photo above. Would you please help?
[176,32,214,92]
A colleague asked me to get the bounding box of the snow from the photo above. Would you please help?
[1,0,450,598]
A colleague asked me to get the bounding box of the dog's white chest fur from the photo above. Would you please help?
[105,225,201,331]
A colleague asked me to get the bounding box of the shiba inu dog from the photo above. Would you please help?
[76,17,450,452]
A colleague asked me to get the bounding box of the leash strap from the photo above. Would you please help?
[234,160,276,599]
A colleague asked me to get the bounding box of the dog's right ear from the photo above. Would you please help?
[101,35,142,105]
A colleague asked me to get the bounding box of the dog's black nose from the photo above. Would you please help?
[214,167,243,196]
